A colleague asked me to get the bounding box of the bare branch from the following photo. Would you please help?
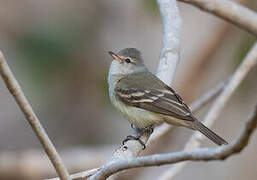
[156,0,182,84]
[177,23,230,101]
[189,79,227,113]
[0,51,71,180]
[158,42,257,180]
[179,0,257,36]
[0,146,111,179]
[202,42,257,128]
[49,168,99,180]
[86,106,257,180]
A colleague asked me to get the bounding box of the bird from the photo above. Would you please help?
[108,48,228,148]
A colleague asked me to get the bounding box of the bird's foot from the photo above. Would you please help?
[137,125,154,136]
[130,124,154,135]
[123,125,154,150]
[122,135,146,150]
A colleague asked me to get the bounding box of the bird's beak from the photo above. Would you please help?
[108,51,123,63]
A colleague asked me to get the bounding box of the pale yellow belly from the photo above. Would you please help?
[122,106,164,128]
[113,97,163,128]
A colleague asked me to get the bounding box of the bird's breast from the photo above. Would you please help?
[108,74,163,128]
[111,95,163,128]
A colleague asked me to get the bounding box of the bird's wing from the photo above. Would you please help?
[115,85,194,121]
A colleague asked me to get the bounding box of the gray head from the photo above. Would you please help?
[108,48,146,75]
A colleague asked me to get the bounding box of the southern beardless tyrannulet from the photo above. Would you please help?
[108,48,228,146]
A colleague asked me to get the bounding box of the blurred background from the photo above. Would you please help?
[0,0,256,180]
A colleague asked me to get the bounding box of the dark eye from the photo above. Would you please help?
[125,58,131,63]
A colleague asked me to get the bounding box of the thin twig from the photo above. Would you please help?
[189,79,228,113]
[0,51,71,180]
[86,106,257,180]
[49,168,99,180]
[158,42,257,180]
[179,0,257,36]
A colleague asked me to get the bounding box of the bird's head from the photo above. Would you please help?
[108,48,146,75]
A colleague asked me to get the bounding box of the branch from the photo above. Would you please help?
[0,146,111,179]
[158,42,257,180]
[178,0,257,36]
[49,168,99,180]
[156,0,182,84]
[177,23,230,101]
[84,105,257,180]
[0,51,71,180]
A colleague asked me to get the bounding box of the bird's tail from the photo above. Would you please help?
[194,120,228,146]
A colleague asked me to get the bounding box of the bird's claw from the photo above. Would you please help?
[123,125,154,150]
[122,135,146,150]
[131,124,136,129]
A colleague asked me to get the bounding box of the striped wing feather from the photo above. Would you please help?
[115,87,194,121]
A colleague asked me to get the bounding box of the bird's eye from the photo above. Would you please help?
[125,58,131,63]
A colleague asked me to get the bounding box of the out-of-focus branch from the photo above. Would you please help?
[0,51,71,180]
[158,42,257,180]
[49,168,99,180]
[178,24,230,101]
[179,0,257,36]
[83,106,257,180]
[202,41,257,127]
[189,79,228,113]
[0,146,110,179]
